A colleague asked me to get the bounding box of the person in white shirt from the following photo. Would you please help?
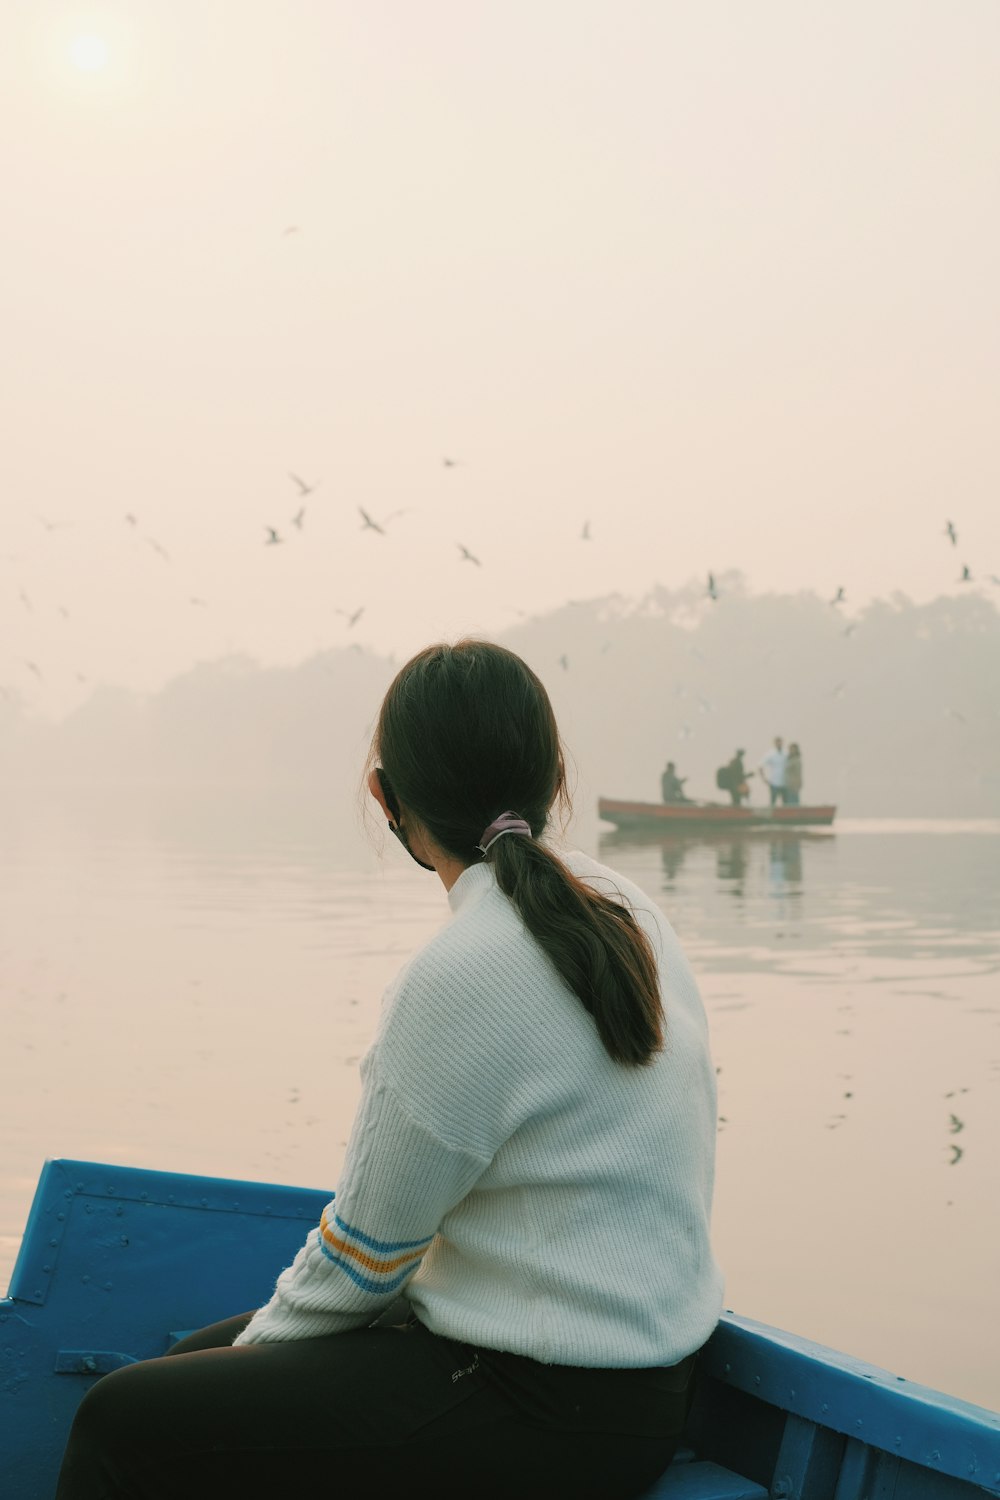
[56,639,724,1500]
[759,736,789,806]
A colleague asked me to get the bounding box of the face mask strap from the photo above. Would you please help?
[376,768,436,872]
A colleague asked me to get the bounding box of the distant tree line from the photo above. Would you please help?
[2,585,998,818]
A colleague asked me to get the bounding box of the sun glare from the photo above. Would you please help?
[70,33,109,72]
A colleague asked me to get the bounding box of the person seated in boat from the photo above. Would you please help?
[56,640,724,1500]
[716,749,751,807]
[660,760,691,803]
[784,743,803,806]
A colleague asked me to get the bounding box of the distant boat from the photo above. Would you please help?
[3,1159,997,1498]
[599,796,837,830]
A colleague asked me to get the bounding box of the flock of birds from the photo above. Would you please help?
[255,481,998,660]
[262,466,501,568]
[250,467,490,630]
[8,473,1000,702]
[10,463,473,688]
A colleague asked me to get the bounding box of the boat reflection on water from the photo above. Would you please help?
[598,823,826,897]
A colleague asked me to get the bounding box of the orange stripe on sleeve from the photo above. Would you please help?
[319,1212,430,1275]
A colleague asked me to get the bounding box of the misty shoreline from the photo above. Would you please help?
[4,587,999,817]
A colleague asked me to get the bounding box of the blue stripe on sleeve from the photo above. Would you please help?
[333,1213,434,1256]
[318,1240,427,1295]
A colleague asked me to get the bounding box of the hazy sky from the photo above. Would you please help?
[5,1,1000,717]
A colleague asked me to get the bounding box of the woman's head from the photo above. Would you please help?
[370,639,569,863]
[367,639,664,1067]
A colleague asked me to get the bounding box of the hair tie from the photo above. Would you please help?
[477,812,532,855]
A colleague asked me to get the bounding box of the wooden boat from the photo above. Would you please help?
[599,796,837,830]
[4,1159,998,1499]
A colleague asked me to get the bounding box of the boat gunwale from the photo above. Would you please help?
[700,1313,1000,1484]
[598,796,837,828]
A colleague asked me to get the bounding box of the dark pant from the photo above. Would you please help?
[56,1311,695,1500]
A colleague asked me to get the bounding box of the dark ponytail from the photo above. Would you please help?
[369,639,664,1066]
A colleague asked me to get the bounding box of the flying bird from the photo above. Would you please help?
[36,515,72,532]
[189,597,209,607]
[457,543,481,566]
[581,520,591,541]
[959,564,972,582]
[282,226,300,236]
[289,473,318,497]
[264,527,283,546]
[843,623,858,637]
[23,660,43,680]
[291,507,306,530]
[359,507,409,535]
[944,520,957,546]
[707,573,718,601]
[18,589,32,612]
[442,457,462,468]
[336,606,365,628]
[559,655,569,671]
[146,538,171,562]
[829,587,845,605]
[946,707,967,724]
[124,513,137,526]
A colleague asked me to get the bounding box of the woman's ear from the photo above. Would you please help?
[368,768,394,823]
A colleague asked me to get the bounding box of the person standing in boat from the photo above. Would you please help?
[660,759,691,803]
[758,736,788,806]
[56,640,724,1500]
[717,749,751,807]
[784,743,803,806]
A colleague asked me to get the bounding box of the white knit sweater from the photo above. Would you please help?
[235,850,724,1366]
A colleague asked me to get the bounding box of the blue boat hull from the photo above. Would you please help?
[3,1159,998,1499]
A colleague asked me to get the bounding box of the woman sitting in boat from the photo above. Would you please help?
[56,640,724,1500]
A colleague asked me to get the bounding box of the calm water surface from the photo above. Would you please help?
[2,796,998,1409]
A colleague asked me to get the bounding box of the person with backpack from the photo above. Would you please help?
[716,749,751,807]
